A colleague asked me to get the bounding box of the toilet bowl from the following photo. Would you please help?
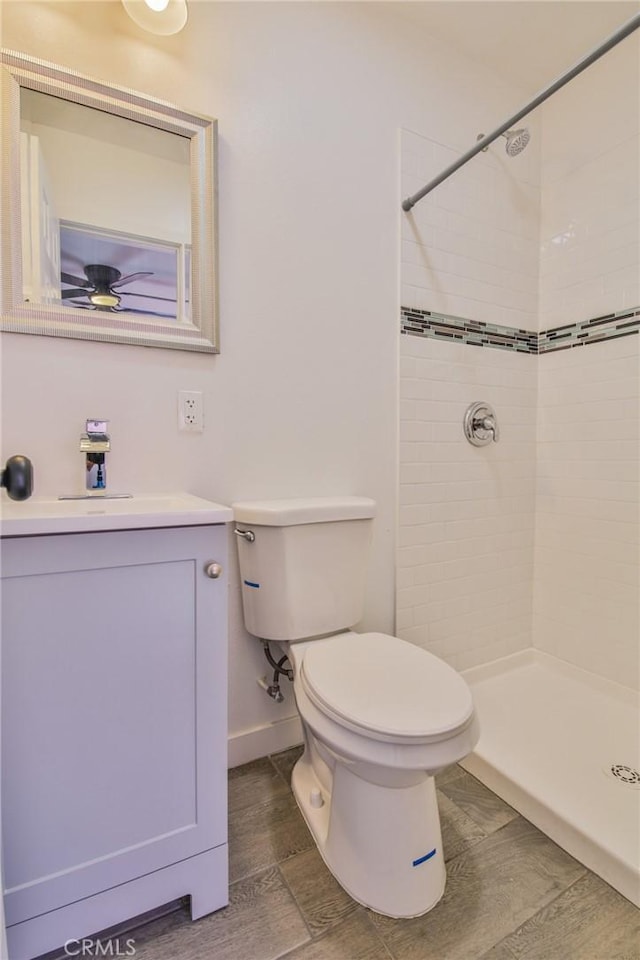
[232,496,479,918]
[286,631,478,917]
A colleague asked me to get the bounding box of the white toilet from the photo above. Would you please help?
[232,496,479,918]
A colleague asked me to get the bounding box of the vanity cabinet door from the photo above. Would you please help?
[1,524,228,926]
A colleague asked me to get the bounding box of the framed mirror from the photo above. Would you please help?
[0,50,218,353]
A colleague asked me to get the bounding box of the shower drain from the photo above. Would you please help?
[604,764,640,788]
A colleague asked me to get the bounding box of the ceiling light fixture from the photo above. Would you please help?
[122,0,188,35]
[89,292,121,309]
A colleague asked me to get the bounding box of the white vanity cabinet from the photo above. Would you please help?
[0,504,230,960]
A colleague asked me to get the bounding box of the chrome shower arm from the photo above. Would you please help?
[402,11,640,212]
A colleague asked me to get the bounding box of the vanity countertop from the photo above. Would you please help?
[0,494,233,537]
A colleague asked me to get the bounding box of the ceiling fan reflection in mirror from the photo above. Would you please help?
[61,264,175,318]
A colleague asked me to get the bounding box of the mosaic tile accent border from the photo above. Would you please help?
[401,306,640,355]
[538,307,640,353]
[401,307,538,353]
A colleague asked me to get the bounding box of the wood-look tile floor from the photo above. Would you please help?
[47,747,640,960]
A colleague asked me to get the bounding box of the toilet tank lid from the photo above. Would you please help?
[232,496,376,526]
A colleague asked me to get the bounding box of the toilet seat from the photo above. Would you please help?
[299,632,475,745]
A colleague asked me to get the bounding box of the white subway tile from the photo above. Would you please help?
[398,118,638,685]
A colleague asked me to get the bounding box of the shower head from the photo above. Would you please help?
[501,127,530,156]
[476,127,531,157]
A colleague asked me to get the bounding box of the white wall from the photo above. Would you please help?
[534,33,640,689]
[0,1,538,763]
[27,123,191,245]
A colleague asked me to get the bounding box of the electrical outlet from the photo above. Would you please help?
[178,390,204,432]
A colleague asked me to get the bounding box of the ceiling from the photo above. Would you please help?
[381,1,639,92]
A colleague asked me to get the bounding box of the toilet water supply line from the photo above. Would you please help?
[261,640,293,702]
[401,11,640,211]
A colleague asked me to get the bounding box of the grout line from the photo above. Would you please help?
[274,863,316,950]
[477,932,520,960]
[269,753,292,788]
[483,868,590,960]
[269,747,303,789]
[360,909,398,960]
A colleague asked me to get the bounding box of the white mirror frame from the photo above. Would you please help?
[0,50,219,353]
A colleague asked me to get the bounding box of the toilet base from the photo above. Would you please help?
[291,748,446,918]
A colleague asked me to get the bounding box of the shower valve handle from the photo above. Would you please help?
[477,415,499,442]
[464,403,499,446]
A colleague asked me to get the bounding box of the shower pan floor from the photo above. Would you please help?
[461,648,640,907]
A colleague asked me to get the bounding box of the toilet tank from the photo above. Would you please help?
[232,497,376,642]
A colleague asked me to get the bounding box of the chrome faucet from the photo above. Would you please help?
[80,420,110,491]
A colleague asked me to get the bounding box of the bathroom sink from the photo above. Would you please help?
[0,493,233,537]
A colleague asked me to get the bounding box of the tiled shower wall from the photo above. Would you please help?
[534,336,639,687]
[398,128,540,670]
[533,40,640,689]
[400,129,540,331]
[398,36,639,687]
[538,35,639,328]
[398,336,537,670]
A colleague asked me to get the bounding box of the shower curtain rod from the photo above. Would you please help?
[401,11,640,212]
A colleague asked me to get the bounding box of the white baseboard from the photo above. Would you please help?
[228,715,303,769]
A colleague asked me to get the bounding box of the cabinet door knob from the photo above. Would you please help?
[205,561,223,579]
